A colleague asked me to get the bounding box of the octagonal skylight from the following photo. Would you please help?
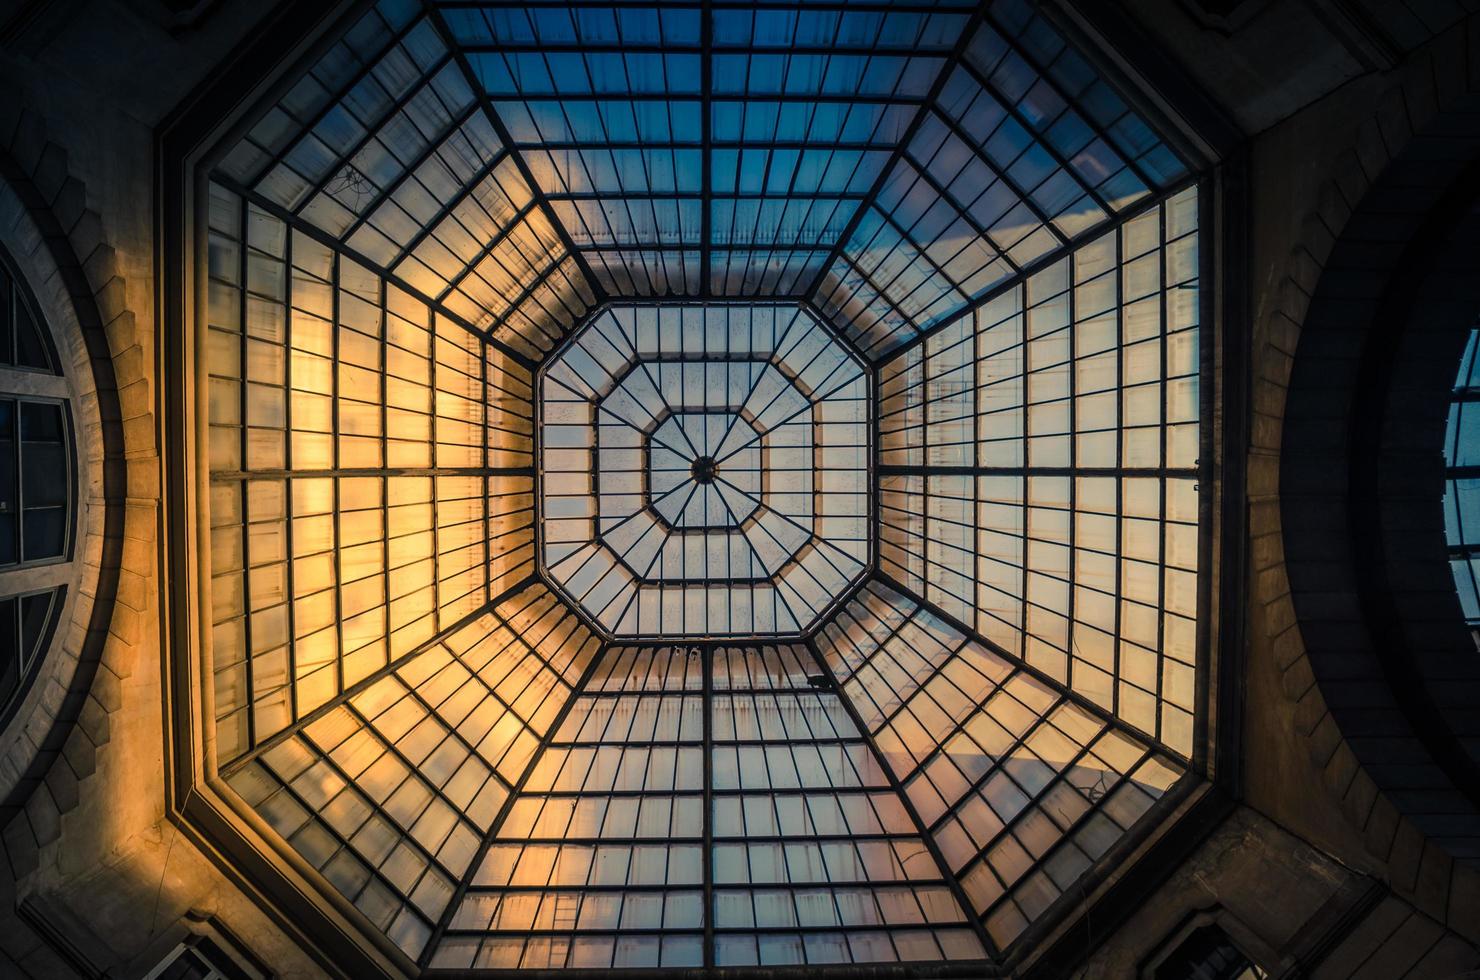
[538,302,870,639]
[183,0,1210,973]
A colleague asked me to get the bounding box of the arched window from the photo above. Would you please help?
[0,244,75,730]
[0,255,56,372]
[1444,325,1480,634]
[0,247,71,569]
[0,587,64,725]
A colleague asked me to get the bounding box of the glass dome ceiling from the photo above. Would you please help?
[191,0,1207,973]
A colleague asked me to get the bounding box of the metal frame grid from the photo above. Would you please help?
[426,640,992,971]
[183,0,1216,973]
[810,579,1183,951]
[874,184,1201,756]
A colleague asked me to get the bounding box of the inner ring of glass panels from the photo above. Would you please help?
[538,303,871,640]
[645,408,764,531]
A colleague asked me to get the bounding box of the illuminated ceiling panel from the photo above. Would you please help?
[538,302,870,639]
[188,0,1210,973]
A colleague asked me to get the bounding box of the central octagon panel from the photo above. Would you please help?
[645,408,763,530]
[538,303,871,640]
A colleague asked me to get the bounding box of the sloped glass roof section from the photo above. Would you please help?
[188,0,1211,974]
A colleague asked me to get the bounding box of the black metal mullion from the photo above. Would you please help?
[978,5,1163,198]
[316,55,466,232]
[238,191,256,751]
[252,11,427,190]
[455,42,950,56]
[700,0,713,301]
[419,641,612,965]
[801,634,998,958]
[209,466,535,481]
[573,242,884,254]
[1153,197,1170,743]
[879,464,1191,479]
[799,8,984,304]
[388,149,509,272]
[701,642,716,968]
[1063,240,1080,730]
[531,142,879,154]
[438,0,963,11]
[1110,216,1130,727]
[951,52,1117,221]
[481,329,493,610]
[284,223,299,726]
[421,2,612,304]
[330,249,347,705]
[481,91,928,106]
[876,569,1185,761]
[211,172,537,373]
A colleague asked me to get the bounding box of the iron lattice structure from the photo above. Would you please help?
[189,0,1209,972]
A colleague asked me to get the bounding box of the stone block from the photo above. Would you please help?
[92,276,127,327]
[23,786,60,849]
[103,309,136,355]
[1321,741,1360,798]
[81,243,117,295]
[1448,862,1480,943]
[1340,768,1378,831]
[76,696,109,748]
[1364,792,1401,862]
[1388,818,1426,894]
[90,665,122,714]
[1281,652,1317,701]
[1411,839,1454,922]
[31,143,67,205]
[1409,934,1480,977]
[1271,624,1307,674]
[43,759,79,815]
[50,177,86,234]
[1332,148,1373,209]
[60,729,94,780]
[1,815,39,880]
[1353,118,1392,186]
[8,112,46,177]
[66,211,105,275]
[1293,686,1328,737]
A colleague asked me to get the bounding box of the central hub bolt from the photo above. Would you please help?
[691,455,718,485]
